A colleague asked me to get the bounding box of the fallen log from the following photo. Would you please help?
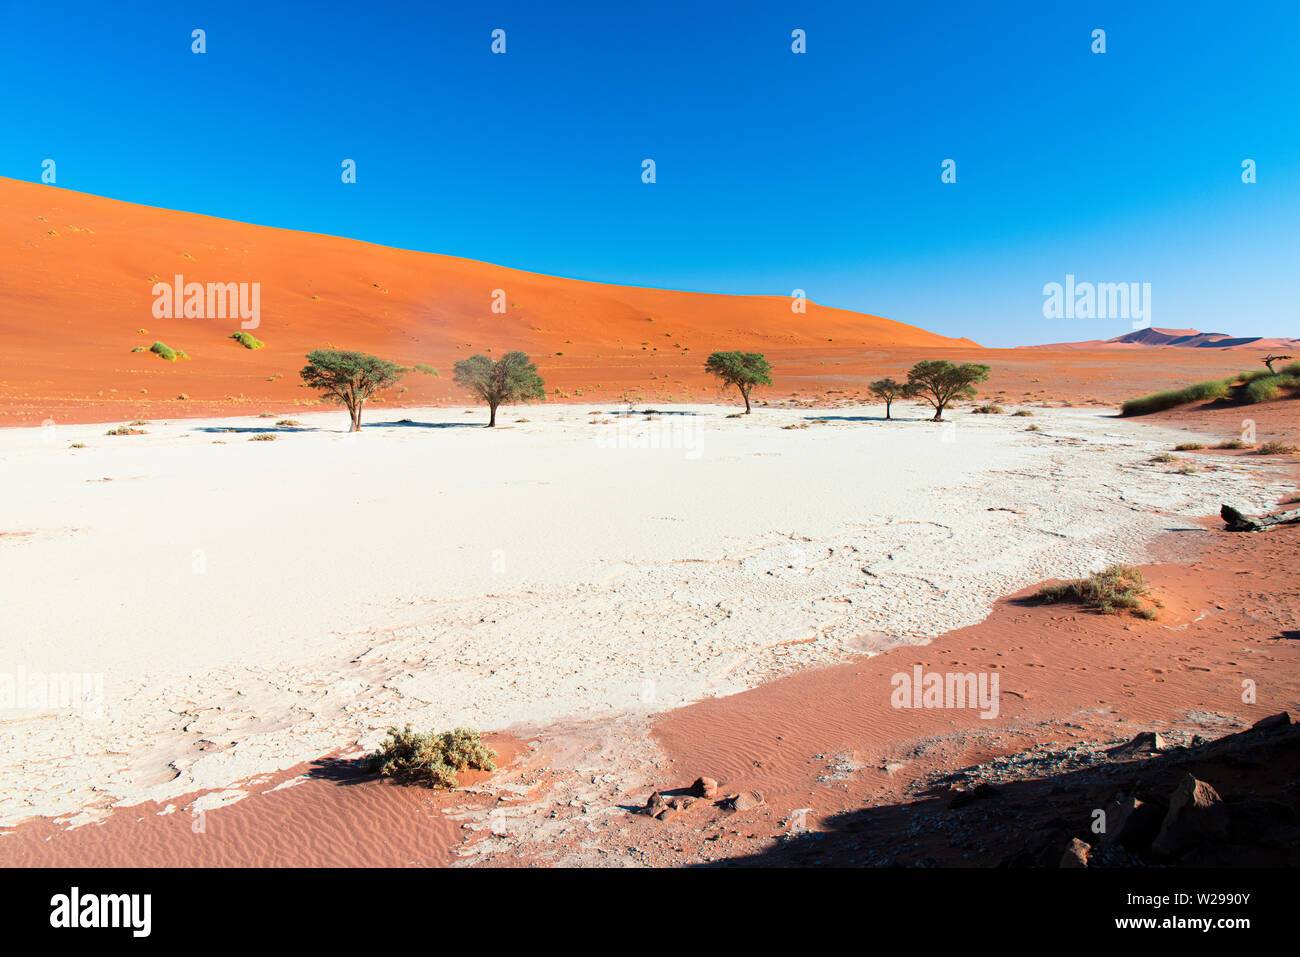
[1221,504,1300,532]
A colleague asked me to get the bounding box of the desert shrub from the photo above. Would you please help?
[1173,442,1205,451]
[130,346,145,353]
[69,442,86,449]
[106,426,146,436]
[1039,564,1158,618]
[1214,439,1249,449]
[149,341,178,361]
[414,364,440,376]
[250,433,277,441]
[1149,452,1177,463]
[363,725,497,789]
[275,419,303,426]
[230,331,264,349]
[1175,464,1197,474]
[1121,378,1231,415]
[972,404,1004,414]
[1253,441,1298,455]
[1012,409,1034,417]
[1025,424,1041,432]
[1244,375,1283,404]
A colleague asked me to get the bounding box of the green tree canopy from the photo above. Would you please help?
[453,351,546,426]
[906,360,991,421]
[299,349,403,432]
[704,350,772,413]
[868,377,914,420]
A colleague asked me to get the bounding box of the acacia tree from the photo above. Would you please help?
[704,351,772,413]
[1262,354,1293,374]
[906,360,991,421]
[299,349,403,432]
[868,377,914,420]
[453,351,546,426]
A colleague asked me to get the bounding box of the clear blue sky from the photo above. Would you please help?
[2,0,1297,346]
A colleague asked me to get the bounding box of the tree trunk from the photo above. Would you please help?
[488,403,498,427]
[742,388,751,414]
[349,400,362,432]
[885,399,892,420]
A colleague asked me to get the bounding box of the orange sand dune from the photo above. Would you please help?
[1,178,973,426]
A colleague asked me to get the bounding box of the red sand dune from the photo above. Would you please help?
[0,177,969,425]
[3,177,1288,427]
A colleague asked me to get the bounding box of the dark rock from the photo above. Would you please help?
[1152,773,1229,858]
[949,783,1000,808]
[1251,712,1291,732]
[1107,731,1167,759]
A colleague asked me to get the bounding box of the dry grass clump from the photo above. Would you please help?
[1149,452,1178,463]
[275,419,303,427]
[1214,439,1250,450]
[1012,409,1034,417]
[1038,564,1159,619]
[250,433,277,441]
[363,725,497,789]
[1252,441,1298,455]
[1173,442,1205,451]
[106,425,146,436]
[972,404,1004,414]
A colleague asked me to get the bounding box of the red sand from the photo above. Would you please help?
[1,177,1283,426]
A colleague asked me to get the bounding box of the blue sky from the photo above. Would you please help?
[2,0,1297,346]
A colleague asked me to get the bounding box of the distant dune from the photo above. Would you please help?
[1025,327,1300,351]
[0,178,974,424]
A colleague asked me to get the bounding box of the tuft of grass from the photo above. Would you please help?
[414,364,440,377]
[1253,440,1298,455]
[130,346,145,353]
[1173,442,1205,451]
[1025,423,1041,431]
[69,442,86,449]
[1149,452,1178,463]
[1214,439,1249,450]
[972,404,1005,414]
[1039,564,1158,618]
[1012,409,1034,417]
[249,433,277,441]
[149,341,178,361]
[363,725,497,789]
[1175,463,1197,474]
[275,419,303,427]
[230,331,264,350]
[106,426,146,436]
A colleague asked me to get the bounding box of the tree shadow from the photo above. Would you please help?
[367,419,483,429]
[190,425,320,434]
[306,756,377,787]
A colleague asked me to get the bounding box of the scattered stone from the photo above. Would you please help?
[722,790,765,812]
[692,777,718,799]
[1060,837,1091,868]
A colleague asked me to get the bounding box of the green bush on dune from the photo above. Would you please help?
[230,331,265,349]
[362,725,497,789]
[149,341,178,361]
